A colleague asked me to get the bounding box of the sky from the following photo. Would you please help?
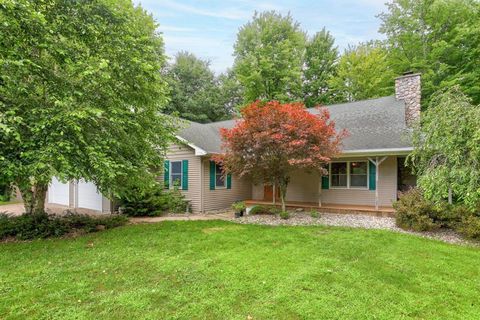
[135,0,388,74]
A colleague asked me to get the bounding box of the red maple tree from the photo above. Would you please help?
[215,100,346,212]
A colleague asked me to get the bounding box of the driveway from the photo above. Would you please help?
[0,202,102,216]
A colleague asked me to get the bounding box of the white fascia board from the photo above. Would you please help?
[339,147,413,157]
[174,135,208,156]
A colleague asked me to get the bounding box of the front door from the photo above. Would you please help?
[263,184,280,201]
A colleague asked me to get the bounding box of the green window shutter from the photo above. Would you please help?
[182,160,188,190]
[369,161,376,190]
[164,160,170,189]
[209,161,215,190]
[321,176,329,189]
[226,173,232,189]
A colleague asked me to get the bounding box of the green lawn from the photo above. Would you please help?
[1,221,479,319]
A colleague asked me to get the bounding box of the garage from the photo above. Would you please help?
[48,177,70,206]
[77,180,103,212]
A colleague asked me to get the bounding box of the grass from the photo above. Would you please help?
[1,220,479,319]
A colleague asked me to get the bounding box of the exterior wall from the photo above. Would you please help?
[251,156,398,208]
[202,157,252,212]
[160,143,203,213]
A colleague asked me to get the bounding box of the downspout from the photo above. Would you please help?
[200,157,204,213]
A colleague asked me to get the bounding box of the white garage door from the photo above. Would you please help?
[48,177,70,206]
[77,181,103,212]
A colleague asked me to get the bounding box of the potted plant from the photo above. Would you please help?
[232,201,246,218]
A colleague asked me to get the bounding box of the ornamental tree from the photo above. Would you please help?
[0,0,175,214]
[408,87,480,210]
[216,101,346,212]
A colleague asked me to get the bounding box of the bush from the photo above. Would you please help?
[393,188,440,231]
[310,210,320,218]
[279,211,290,220]
[455,214,480,240]
[119,185,187,216]
[0,212,128,241]
[248,205,279,215]
[232,201,246,212]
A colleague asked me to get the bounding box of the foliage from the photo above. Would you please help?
[119,184,187,216]
[328,42,395,102]
[279,211,290,220]
[379,0,480,105]
[233,11,306,103]
[216,101,345,211]
[393,188,439,231]
[0,0,176,214]
[456,214,480,240]
[0,212,127,240]
[303,28,338,107]
[164,51,235,123]
[309,210,320,218]
[2,221,480,319]
[231,201,246,213]
[248,205,277,215]
[408,87,480,210]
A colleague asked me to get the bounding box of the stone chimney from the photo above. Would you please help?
[395,72,421,126]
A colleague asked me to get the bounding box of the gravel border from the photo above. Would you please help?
[228,211,478,246]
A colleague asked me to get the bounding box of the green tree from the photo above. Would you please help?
[303,28,338,107]
[328,42,395,102]
[379,0,480,104]
[233,11,306,103]
[216,69,245,117]
[164,51,231,123]
[408,87,480,210]
[0,0,175,214]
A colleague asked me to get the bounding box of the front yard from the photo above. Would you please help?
[1,220,479,319]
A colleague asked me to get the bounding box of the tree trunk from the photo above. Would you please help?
[278,178,289,212]
[19,186,34,215]
[17,181,48,215]
[33,183,48,214]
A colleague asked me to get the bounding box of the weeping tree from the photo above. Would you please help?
[408,87,480,209]
[215,101,345,212]
[0,0,176,214]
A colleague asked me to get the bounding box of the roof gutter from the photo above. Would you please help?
[175,135,208,156]
[339,147,413,157]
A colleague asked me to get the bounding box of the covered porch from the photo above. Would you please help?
[244,200,395,217]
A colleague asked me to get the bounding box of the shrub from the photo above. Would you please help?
[393,188,440,231]
[119,185,187,216]
[310,210,320,218]
[455,214,480,240]
[232,201,246,212]
[279,211,290,220]
[248,205,279,215]
[0,213,128,241]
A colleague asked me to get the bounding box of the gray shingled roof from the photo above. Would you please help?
[178,95,413,154]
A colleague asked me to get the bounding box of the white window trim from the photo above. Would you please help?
[214,163,226,189]
[170,160,183,189]
[329,161,369,190]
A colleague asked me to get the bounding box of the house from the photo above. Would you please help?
[46,73,419,214]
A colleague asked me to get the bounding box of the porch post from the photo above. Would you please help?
[272,183,276,205]
[368,156,388,211]
[318,179,322,207]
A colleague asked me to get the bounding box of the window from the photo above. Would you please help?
[331,162,347,187]
[215,163,225,188]
[350,162,368,188]
[329,161,369,189]
[170,161,182,188]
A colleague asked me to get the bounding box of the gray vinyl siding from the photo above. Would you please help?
[202,157,252,212]
[160,143,203,213]
[252,156,398,208]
